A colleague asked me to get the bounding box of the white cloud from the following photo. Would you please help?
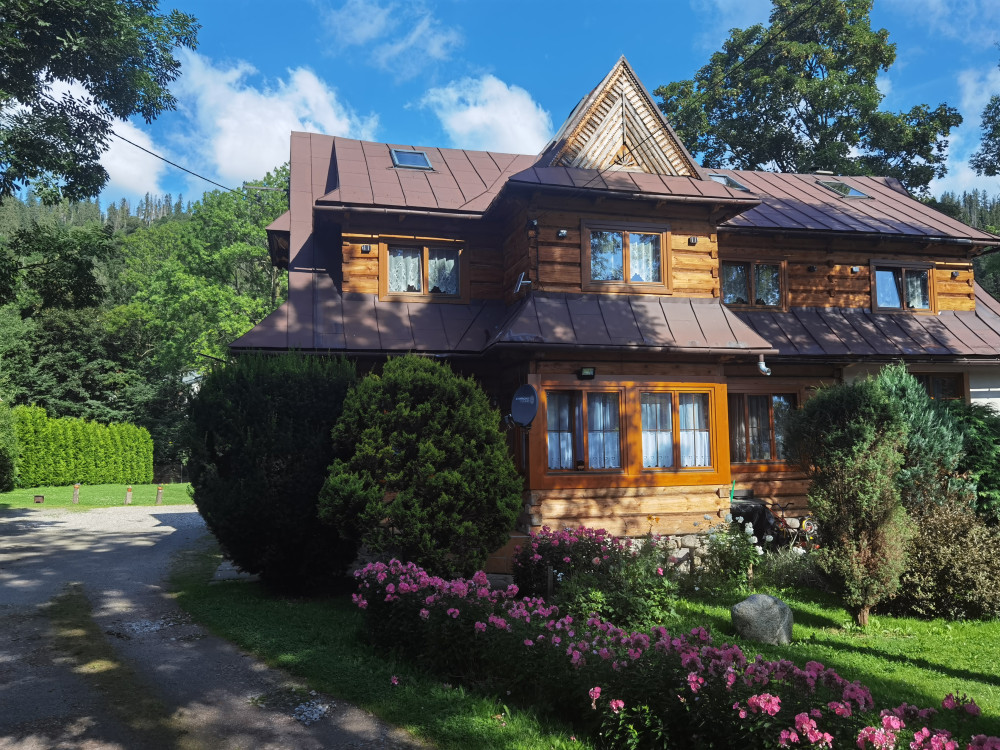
[319,0,461,79]
[421,75,553,154]
[690,0,771,51]
[171,51,378,186]
[103,120,169,198]
[959,64,1000,123]
[929,157,1000,196]
[881,0,1000,47]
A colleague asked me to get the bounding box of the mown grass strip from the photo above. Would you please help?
[0,483,193,510]
[168,538,587,750]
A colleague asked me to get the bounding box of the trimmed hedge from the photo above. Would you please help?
[12,405,153,487]
[0,403,16,491]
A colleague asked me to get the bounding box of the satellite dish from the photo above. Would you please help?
[510,384,539,428]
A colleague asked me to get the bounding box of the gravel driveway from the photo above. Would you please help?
[0,506,428,749]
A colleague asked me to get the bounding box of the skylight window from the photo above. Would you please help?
[390,149,433,170]
[708,173,750,192]
[817,180,869,199]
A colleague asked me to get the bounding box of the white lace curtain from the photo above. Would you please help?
[629,233,660,282]
[679,393,711,467]
[428,249,458,294]
[388,248,421,292]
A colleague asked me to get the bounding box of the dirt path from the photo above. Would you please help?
[0,506,429,749]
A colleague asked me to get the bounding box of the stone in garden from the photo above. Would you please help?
[731,594,793,645]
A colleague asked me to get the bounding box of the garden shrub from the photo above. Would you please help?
[0,402,16,491]
[318,355,522,578]
[784,375,912,626]
[353,557,998,749]
[891,499,1000,620]
[698,515,765,591]
[945,399,1000,525]
[187,353,357,590]
[512,526,630,598]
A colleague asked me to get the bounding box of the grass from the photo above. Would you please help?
[0,482,193,510]
[670,585,1000,736]
[169,538,587,750]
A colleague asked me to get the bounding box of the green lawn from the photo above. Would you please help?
[0,483,193,510]
[169,538,586,750]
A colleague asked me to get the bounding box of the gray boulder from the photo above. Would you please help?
[731,594,793,645]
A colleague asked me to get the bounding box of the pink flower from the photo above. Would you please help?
[446,607,460,618]
[524,639,534,647]
[592,557,601,566]
[966,700,982,717]
[687,672,705,693]
[657,567,664,575]
[748,693,782,717]
[942,694,957,710]
[857,726,897,749]
[609,699,625,714]
[390,675,399,686]
[474,621,486,633]
[419,608,429,620]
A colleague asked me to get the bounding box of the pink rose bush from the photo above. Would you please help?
[354,554,997,749]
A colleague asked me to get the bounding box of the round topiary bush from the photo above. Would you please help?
[890,498,1000,620]
[187,354,357,590]
[318,355,523,578]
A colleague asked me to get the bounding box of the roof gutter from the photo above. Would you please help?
[314,204,484,221]
[719,226,995,250]
[485,341,778,357]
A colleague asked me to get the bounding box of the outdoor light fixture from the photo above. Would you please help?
[577,366,596,380]
[361,244,372,254]
[808,265,818,272]
[952,270,961,279]
[850,266,860,274]
[688,236,698,245]
[557,229,568,238]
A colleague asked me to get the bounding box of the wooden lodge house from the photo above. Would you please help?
[231,58,1000,561]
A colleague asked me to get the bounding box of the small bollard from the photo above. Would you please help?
[155,485,163,506]
[33,494,44,504]
[72,484,80,505]
[125,485,133,505]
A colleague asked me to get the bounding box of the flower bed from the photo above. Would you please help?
[354,557,999,749]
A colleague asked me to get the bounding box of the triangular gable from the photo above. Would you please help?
[540,56,703,178]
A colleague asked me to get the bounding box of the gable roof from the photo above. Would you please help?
[538,56,704,178]
[716,170,998,245]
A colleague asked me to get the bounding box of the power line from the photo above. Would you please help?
[109,130,236,193]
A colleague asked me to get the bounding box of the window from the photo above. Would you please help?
[913,373,965,401]
[872,263,931,311]
[581,221,670,292]
[708,173,751,192]
[390,148,432,170]
[817,180,869,199]
[546,391,621,471]
[721,261,783,307]
[380,241,465,301]
[728,393,796,463]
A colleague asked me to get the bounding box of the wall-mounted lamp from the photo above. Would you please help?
[557,229,569,238]
[807,265,818,272]
[688,236,699,246]
[850,266,860,274]
[527,218,538,231]
[951,270,961,279]
[360,244,372,254]
[577,366,596,380]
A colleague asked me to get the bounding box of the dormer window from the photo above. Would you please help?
[708,173,750,192]
[379,239,468,302]
[817,180,868,199]
[581,220,671,293]
[390,149,433,170]
[721,260,784,308]
[872,262,932,311]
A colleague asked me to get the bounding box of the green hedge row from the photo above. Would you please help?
[12,405,153,487]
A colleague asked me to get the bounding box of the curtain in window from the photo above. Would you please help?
[905,270,930,309]
[587,393,620,469]
[641,393,673,467]
[754,264,781,306]
[427,248,459,294]
[388,247,422,292]
[547,393,574,469]
[747,395,772,460]
[875,268,903,308]
[591,231,624,281]
[629,233,661,282]
[728,393,747,462]
[679,393,711,467]
[721,263,749,304]
[772,395,794,460]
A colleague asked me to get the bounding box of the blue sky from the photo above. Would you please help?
[99,0,1000,207]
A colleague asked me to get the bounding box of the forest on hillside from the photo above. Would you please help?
[0,167,289,475]
[926,190,1000,300]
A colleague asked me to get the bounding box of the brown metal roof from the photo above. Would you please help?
[734,284,1000,359]
[716,170,999,245]
[487,293,775,354]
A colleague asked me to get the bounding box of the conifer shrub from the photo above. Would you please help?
[784,375,912,627]
[944,399,1000,524]
[318,355,523,578]
[890,498,1000,620]
[187,353,358,590]
[0,403,16,491]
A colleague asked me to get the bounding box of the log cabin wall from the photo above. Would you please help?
[719,233,976,312]
[502,195,721,301]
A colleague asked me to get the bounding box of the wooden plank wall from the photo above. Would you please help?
[721,234,976,311]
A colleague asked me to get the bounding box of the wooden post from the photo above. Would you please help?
[72,484,80,505]
[155,485,163,506]
[125,486,133,505]
[33,494,43,504]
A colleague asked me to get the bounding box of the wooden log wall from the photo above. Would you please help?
[720,233,976,312]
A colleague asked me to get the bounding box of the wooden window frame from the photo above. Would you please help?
[719,258,788,311]
[638,388,716,474]
[911,372,968,402]
[870,260,936,314]
[580,220,672,294]
[378,239,471,303]
[727,392,797,465]
[544,389,625,474]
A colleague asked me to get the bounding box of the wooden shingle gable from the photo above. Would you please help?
[540,56,703,178]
